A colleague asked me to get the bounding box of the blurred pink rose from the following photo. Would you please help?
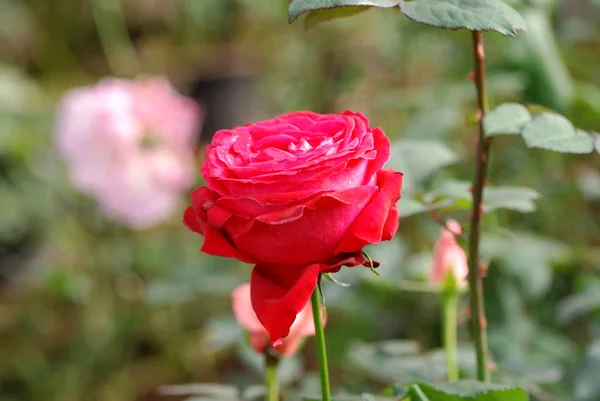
[232,283,319,357]
[56,77,203,229]
[430,220,468,286]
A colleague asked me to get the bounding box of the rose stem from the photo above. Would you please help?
[442,292,460,381]
[265,351,280,401]
[468,30,491,383]
[311,282,332,401]
[90,0,140,77]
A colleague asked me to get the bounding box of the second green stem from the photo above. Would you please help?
[265,353,280,401]
[311,284,332,401]
[442,293,459,381]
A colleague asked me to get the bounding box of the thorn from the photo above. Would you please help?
[466,70,475,81]
[479,263,488,278]
[488,361,497,372]
[479,316,488,329]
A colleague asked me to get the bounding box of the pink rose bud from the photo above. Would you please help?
[430,220,468,287]
[231,283,319,357]
[55,77,203,229]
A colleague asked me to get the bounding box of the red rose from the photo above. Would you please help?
[184,111,402,344]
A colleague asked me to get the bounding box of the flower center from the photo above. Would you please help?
[140,133,161,150]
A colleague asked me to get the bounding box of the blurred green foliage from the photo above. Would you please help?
[0,0,599,401]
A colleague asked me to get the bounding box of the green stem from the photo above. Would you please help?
[311,284,332,401]
[442,293,459,381]
[468,30,491,383]
[265,352,280,401]
[90,0,140,77]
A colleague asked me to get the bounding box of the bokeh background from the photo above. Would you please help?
[1,0,600,400]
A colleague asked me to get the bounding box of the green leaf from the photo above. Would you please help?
[388,139,458,193]
[288,0,399,23]
[483,186,539,213]
[399,196,449,217]
[410,385,431,401]
[398,0,527,36]
[521,113,595,153]
[484,103,531,137]
[574,340,600,401]
[426,181,539,214]
[413,380,529,400]
[556,289,600,324]
[304,6,370,28]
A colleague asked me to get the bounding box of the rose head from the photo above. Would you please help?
[430,220,468,287]
[184,111,402,344]
[56,77,203,229]
[232,283,318,357]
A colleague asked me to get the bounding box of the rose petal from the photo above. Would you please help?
[334,169,403,254]
[250,263,320,344]
[201,225,256,264]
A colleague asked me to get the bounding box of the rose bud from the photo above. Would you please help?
[430,220,468,289]
[232,283,318,357]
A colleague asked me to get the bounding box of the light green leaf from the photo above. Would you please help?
[426,181,539,213]
[304,6,370,28]
[398,196,449,217]
[288,0,399,23]
[483,186,539,213]
[484,103,531,137]
[557,289,600,324]
[398,0,527,36]
[413,380,529,400]
[575,340,600,401]
[388,139,458,193]
[521,113,595,153]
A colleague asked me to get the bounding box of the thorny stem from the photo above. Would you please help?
[468,30,491,383]
[311,283,332,401]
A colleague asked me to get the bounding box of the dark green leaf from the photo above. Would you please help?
[410,385,431,401]
[413,380,529,400]
[304,6,370,28]
[288,0,399,23]
[521,113,595,153]
[484,103,531,137]
[398,0,526,36]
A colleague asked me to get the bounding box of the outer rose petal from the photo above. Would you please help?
[335,169,403,254]
[202,226,257,264]
[230,186,376,266]
[250,251,372,345]
[250,263,320,345]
